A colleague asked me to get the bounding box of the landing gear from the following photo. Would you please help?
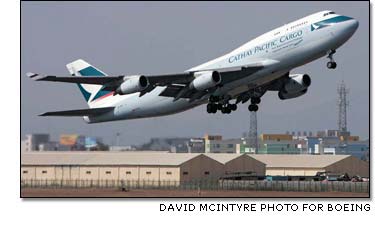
[207,102,237,114]
[327,61,337,69]
[206,103,217,114]
[251,97,261,104]
[247,96,261,112]
[207,95,238,114]
[248,104,258,112]
[327,50,337,69]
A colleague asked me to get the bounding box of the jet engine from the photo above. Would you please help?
[190,71,221,91]
[278,74,311,100]
[115,75,149,95]
[278,88,308,100]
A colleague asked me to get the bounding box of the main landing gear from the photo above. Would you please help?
[207,102,237,114]
[207,96,237,114]
[248,97,261,112]
[327,49,337,69]
[207,95,262,114]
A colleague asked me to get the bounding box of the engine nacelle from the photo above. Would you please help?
[278,88,308,100]
[115,75,149,95]
[283,74,311,94]
[190,71,221,91]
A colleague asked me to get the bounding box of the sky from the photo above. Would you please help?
[21,1,369,145]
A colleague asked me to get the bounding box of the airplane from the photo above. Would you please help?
[27,10,359,123]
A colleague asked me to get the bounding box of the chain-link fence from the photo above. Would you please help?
[21,179,369,193]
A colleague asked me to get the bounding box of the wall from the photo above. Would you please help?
[180,154,224,182]
[224,155,266,176]
[325,156,369,177]
[266,168,324,176]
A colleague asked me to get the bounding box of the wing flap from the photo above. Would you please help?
[39,107,115,117]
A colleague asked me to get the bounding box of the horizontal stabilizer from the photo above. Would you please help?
[39,107,115,117]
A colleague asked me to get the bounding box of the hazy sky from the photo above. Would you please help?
[21,1,369,145]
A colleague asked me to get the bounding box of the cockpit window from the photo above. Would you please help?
[324,12,336,16]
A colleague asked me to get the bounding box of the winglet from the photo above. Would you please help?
[26,72,39,78]
[26,72,48,81]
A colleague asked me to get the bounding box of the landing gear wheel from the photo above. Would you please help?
[207,103,217,114]
[326,50,337,69]
[327,61,337,69]
[251,97,261,104]
[248,104,258,112]
[207,103,212,114]
[230,104,237,111]
[221,106,231,114]
[211,104,217,113]
[217,104,223,110]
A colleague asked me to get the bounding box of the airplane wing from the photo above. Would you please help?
[28,59,274,100]
[27,72,193,86]
[39,107,115,116]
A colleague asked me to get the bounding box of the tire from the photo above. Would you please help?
[248,104,253,112]
[211,105,217,113]
[248,104,258,112]
[251,97,261,104]
[217,104,223,110]
[230,104,237,111]
[207,104,212,113]
[327,61,337,69]
[331,62,337,69]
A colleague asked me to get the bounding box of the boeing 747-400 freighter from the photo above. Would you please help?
[28,10,358,123]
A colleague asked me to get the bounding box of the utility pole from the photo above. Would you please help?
[337,80,349,154]
[248,111,258,153]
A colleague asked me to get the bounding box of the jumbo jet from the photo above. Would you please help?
[28,10,359,123]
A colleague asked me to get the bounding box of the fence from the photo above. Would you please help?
[21,179,369,193]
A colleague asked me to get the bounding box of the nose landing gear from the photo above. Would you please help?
[327,50,337,69]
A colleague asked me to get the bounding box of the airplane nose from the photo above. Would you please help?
[348,19,359,33]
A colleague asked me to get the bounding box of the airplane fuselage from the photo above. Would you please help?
[70,11,359,123]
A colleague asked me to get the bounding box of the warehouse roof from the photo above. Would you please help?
[204,153,242,163]
[21,152,352,168]
[21,151,201,166]
[251,154,350,168]
[205,153,265,165]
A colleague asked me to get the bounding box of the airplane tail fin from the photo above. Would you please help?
[66,59,109,107]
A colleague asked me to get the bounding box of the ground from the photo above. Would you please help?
[21,188,369,198]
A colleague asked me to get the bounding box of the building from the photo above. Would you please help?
[187,138,205,153]
[204,135,242,153]
[138,137,191,152]
[21,152,368,185]
[21,151,269,184]
[251,154,369,177]
[21,152,225,183]
[205,153,265,176]
[23,134,50,151]
[59,134,86,150]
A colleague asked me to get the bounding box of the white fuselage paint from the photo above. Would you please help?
[85,11,359,123]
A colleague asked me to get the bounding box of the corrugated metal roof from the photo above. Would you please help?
[21,151,200,166]
[251,154,350,168]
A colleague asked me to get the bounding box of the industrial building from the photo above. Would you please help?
[21,151,368,186]
[252,154,369,177]
[21,152,227,183]
[205,153,265,176]
[204,134,243,153]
